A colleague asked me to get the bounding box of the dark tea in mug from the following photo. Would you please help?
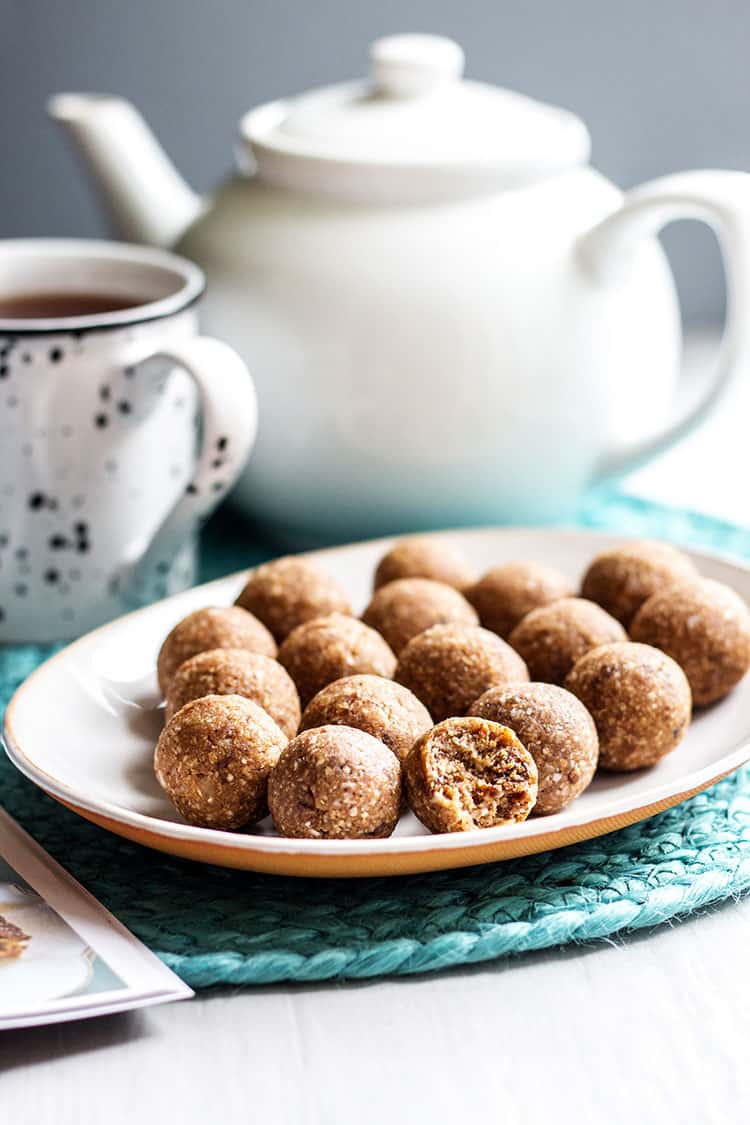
[0,292,140,319]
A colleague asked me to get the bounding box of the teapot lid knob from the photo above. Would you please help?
[370,34,465,98]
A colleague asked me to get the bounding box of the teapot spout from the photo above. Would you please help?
[48,93,205,247]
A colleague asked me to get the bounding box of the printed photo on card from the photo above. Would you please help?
[0,808,192,1028]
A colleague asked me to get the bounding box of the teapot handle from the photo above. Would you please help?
[577,170,750,480]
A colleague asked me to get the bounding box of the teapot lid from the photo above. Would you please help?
[240,35,591,200]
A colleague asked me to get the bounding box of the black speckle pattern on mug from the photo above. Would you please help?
[0,323,209,637]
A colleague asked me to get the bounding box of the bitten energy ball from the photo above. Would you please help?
[165,648,301,736]
[278,613,396,707]
[565,642,691,771]
[581,539,698,628]
[155,695,286,829]
[469,682,598,814]
[405,717,538,833]
[374,537,476,592]
[235,556,352,642]
[467,561,573,639]
[157,606,277,694]
[396,623,529,722]
[509,597,626,686]
[268,725,401,839]
[300,674,432,765]
[631,578,750,706]
[362,577,478,656]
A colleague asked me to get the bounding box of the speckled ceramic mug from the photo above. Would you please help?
[0,240,257,642]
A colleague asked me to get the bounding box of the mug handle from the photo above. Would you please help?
[576,170,750,481]
[128,335,257,576]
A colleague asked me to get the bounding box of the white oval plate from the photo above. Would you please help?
[4,527,750,878]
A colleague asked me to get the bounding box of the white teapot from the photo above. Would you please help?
[50,34,750,540]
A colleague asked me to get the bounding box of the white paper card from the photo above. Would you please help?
[0,807,192,1028]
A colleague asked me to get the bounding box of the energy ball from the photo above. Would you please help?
[374,536,476,592]
[277,613,396,707]
[631,578,750,706]
[300,674,432,765]
[235,556,352,642]
[157,605,277,694]
[268,725,401,839]
[362,577,478,656]
[469,682,598,815]
[395,623,529,722]
[508,597,626,686]
[154,695,286,829]
[165,648,301,736]
[466,561,574,639]
[581,539,698,628]
[565,642,691,771]
[404,717,538,833]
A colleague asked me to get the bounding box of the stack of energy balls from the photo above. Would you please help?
[154,536,750,838]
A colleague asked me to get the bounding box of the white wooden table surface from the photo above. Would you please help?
[3,333,750,1123]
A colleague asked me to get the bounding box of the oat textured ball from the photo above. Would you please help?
[154,695,286,829]
[277,613,396,707]
[508,597,626,686]
[300,674,432,765]
[466,561,574,639]
[395,623,529,722]
[165,648,301,736]
[374,537,476,592]
[157,606,277,694]
[405,717,538,833]
[268,725,401,839]
[565,642,691,771]
[362,577,478,656]
[469,682,598,814]
[581,539,698,628]
[631,578,750,706]
[235,556,352,642]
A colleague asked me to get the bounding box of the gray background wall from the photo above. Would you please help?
[2,0,749,324]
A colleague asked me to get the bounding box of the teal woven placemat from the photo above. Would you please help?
[2,491,750,987]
